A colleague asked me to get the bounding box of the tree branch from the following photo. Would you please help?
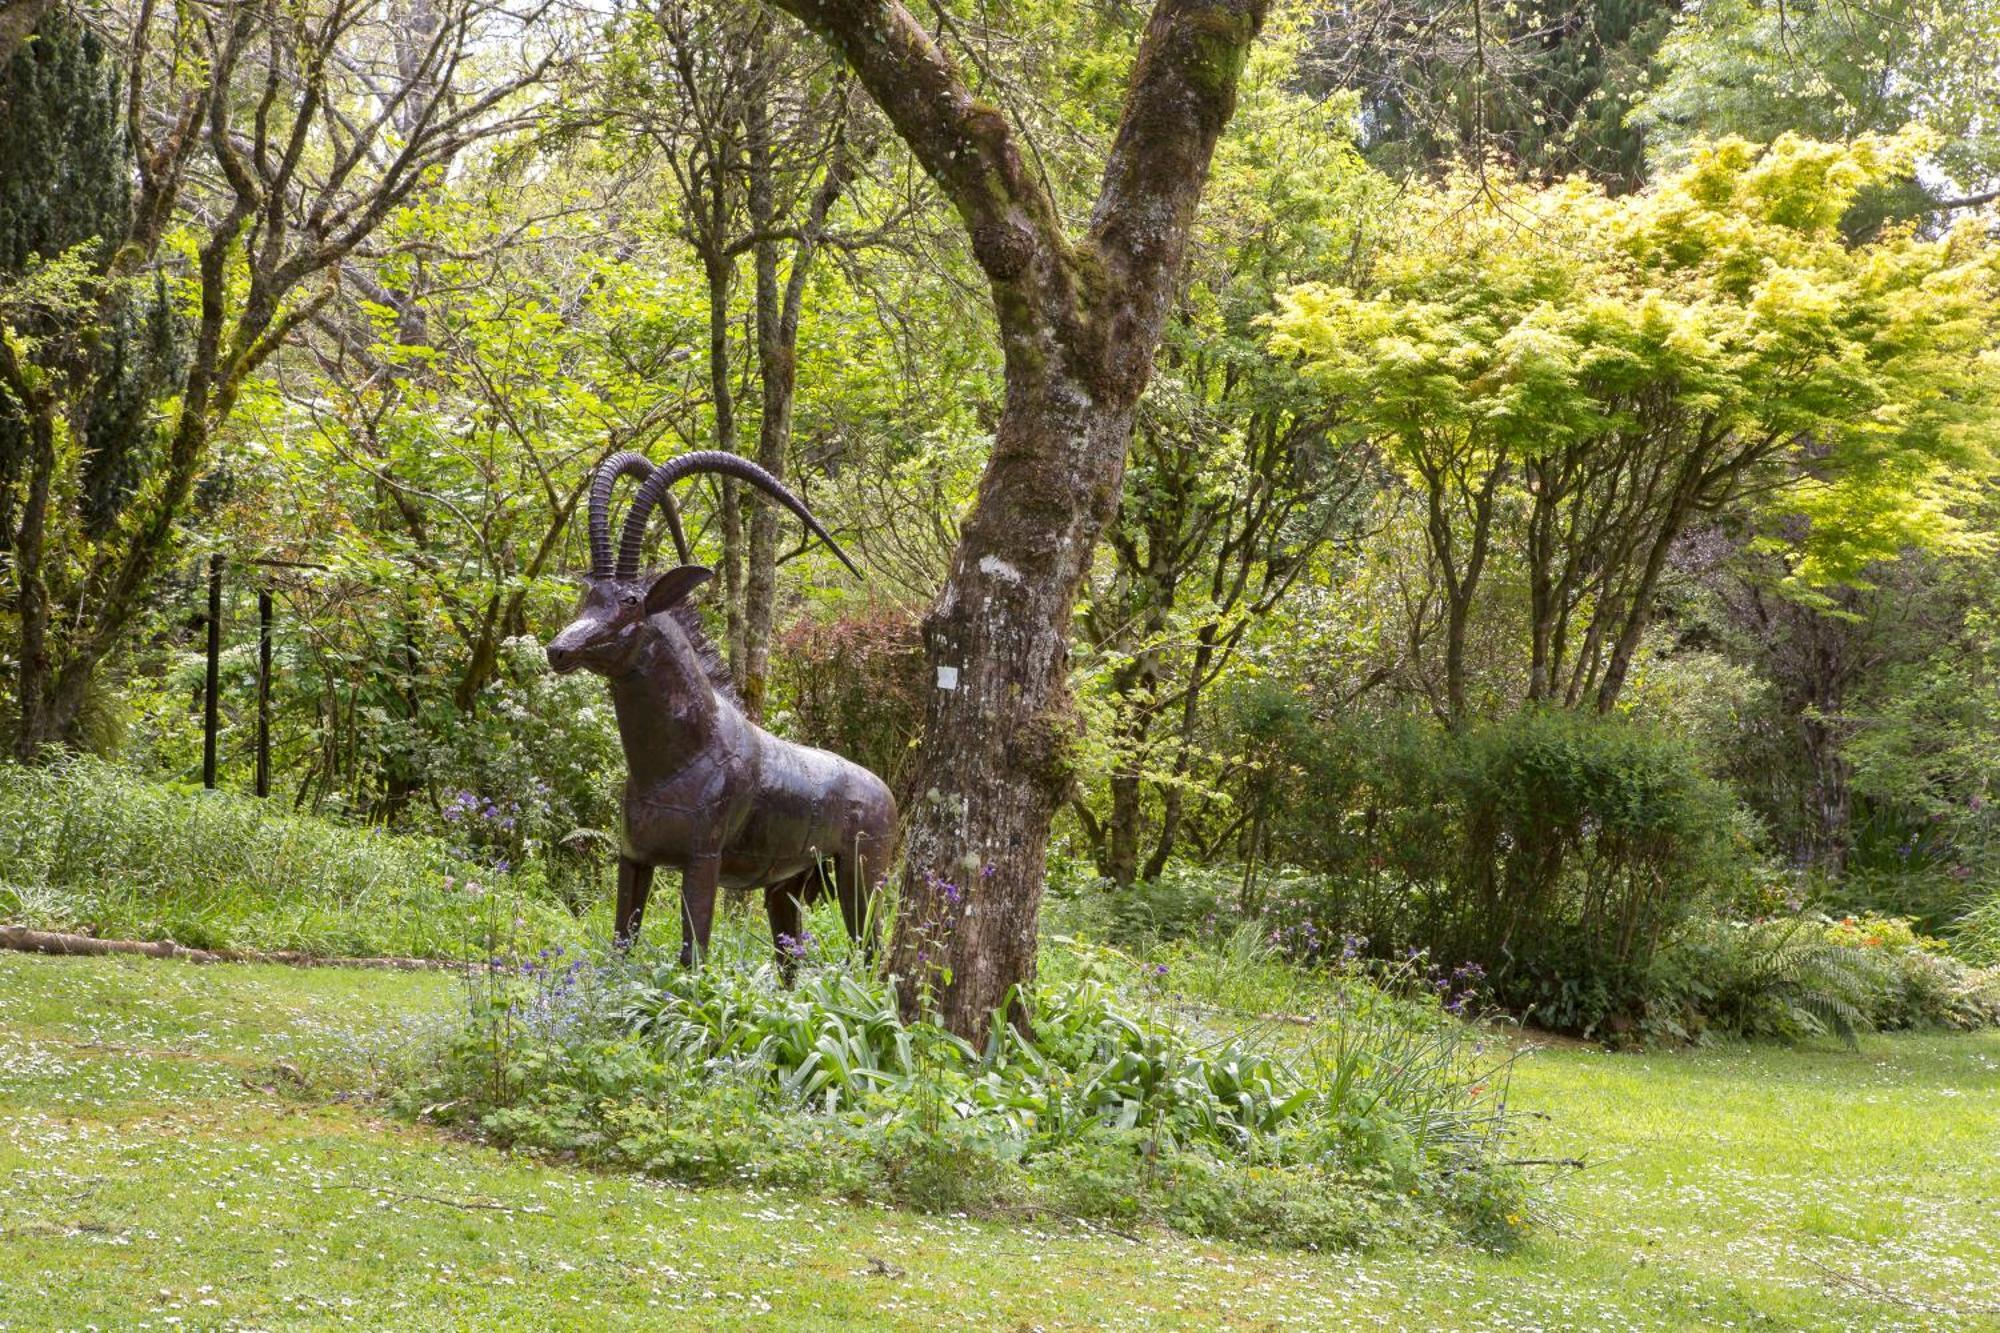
[1089,0,1266,354]
[761,0,1065,289]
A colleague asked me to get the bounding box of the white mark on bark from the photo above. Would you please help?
[936,664,960,691]
[977,554,1023,584]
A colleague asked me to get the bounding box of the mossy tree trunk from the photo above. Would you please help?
[766,0,1270,1039]
[0,0,52,65]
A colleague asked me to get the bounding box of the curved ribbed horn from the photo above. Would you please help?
[588,452,654,577]
[589,451,691,574]
[617,450,860,581]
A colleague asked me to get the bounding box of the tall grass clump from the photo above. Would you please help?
[407,915,1532,1252]
[1958,891,2000,968]
[0,757,583,958]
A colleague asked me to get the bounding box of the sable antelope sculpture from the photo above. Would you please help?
[546,450,896,970]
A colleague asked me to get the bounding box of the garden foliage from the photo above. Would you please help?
[0,758,581,958]
[1657,913,2000,1044]
[773,604,927,802]
[412,925,1530,1251]
[1220,703,1738,1032]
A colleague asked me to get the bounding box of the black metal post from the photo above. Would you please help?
[256,588,273,798]
[203,553,223,789]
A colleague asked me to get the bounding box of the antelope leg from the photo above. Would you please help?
[764,872,811,983]
[830,847,877,961]
[614,857,654,949]
[678,855,721,967]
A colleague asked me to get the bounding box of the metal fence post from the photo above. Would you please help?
[203,553,224,789]
[256,588,273,797]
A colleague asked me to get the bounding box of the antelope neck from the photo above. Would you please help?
[606,625,721,783]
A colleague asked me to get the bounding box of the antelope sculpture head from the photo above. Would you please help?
[545,449,858,680]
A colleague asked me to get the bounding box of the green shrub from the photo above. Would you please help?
[1828,862,1984,940]
[416,652,626,915]
[0,756,584,958]
[407,922,1529,1251]
[1211,705,1743,1034]
[1450,709,1739,1004]
[1655,912,2000,1044]
[1052,860,1234,947]
[772,605,927,803]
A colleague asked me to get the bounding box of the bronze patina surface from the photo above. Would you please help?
[548,451,896,970]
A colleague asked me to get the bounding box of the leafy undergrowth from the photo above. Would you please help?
[1043,865,2000,1048]
[3,953,1998,1329]
[0,757,586,959]
[409,923,1528,1253]
[1659,912,2000,1046]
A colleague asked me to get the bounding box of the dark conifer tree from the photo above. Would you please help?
[0,6,178,576]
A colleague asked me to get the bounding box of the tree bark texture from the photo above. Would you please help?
[743,95,850,721]
[765,0,1269,1038]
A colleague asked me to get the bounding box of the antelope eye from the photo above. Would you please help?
[619,594,639,606]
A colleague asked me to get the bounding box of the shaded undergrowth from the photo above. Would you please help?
[406,915,1532,1253]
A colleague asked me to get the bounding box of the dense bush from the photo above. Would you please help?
[1453,709,1736,983]
[1834,658,2000,935]
[772,605,927,802]
[1217,702,1743,1033]
[1053,858,1242,945]
[114,625,627,910]
[409,923,1530,1251]
[1817,802,1997,940]
[414,649,627,913]
[0,757,585,957]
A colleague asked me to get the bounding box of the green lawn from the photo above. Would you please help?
[1,953,1996,1330]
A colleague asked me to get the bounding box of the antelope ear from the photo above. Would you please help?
[643,564,714,615]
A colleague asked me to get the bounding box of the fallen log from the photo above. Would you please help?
[0,925,473,972]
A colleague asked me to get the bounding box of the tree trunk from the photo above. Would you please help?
[1594,461,1705,713]
[1525,456,1559,704]
[888,386,1137,1034]
[1105,770,1144,886]
[768,0,1269,1040]
[1799,616,1853,873]
[744,98,785,723]
[1101,640,1163,886]
[699,248,749,689]
[14,211,241,758]
[721,479,746,684]
[742,95,848,721]
[1440,461,1502,727]
[1801,710,1852,875]
[1143,628,1218,881]
[2,337,61,759]
[0,0,53,66]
